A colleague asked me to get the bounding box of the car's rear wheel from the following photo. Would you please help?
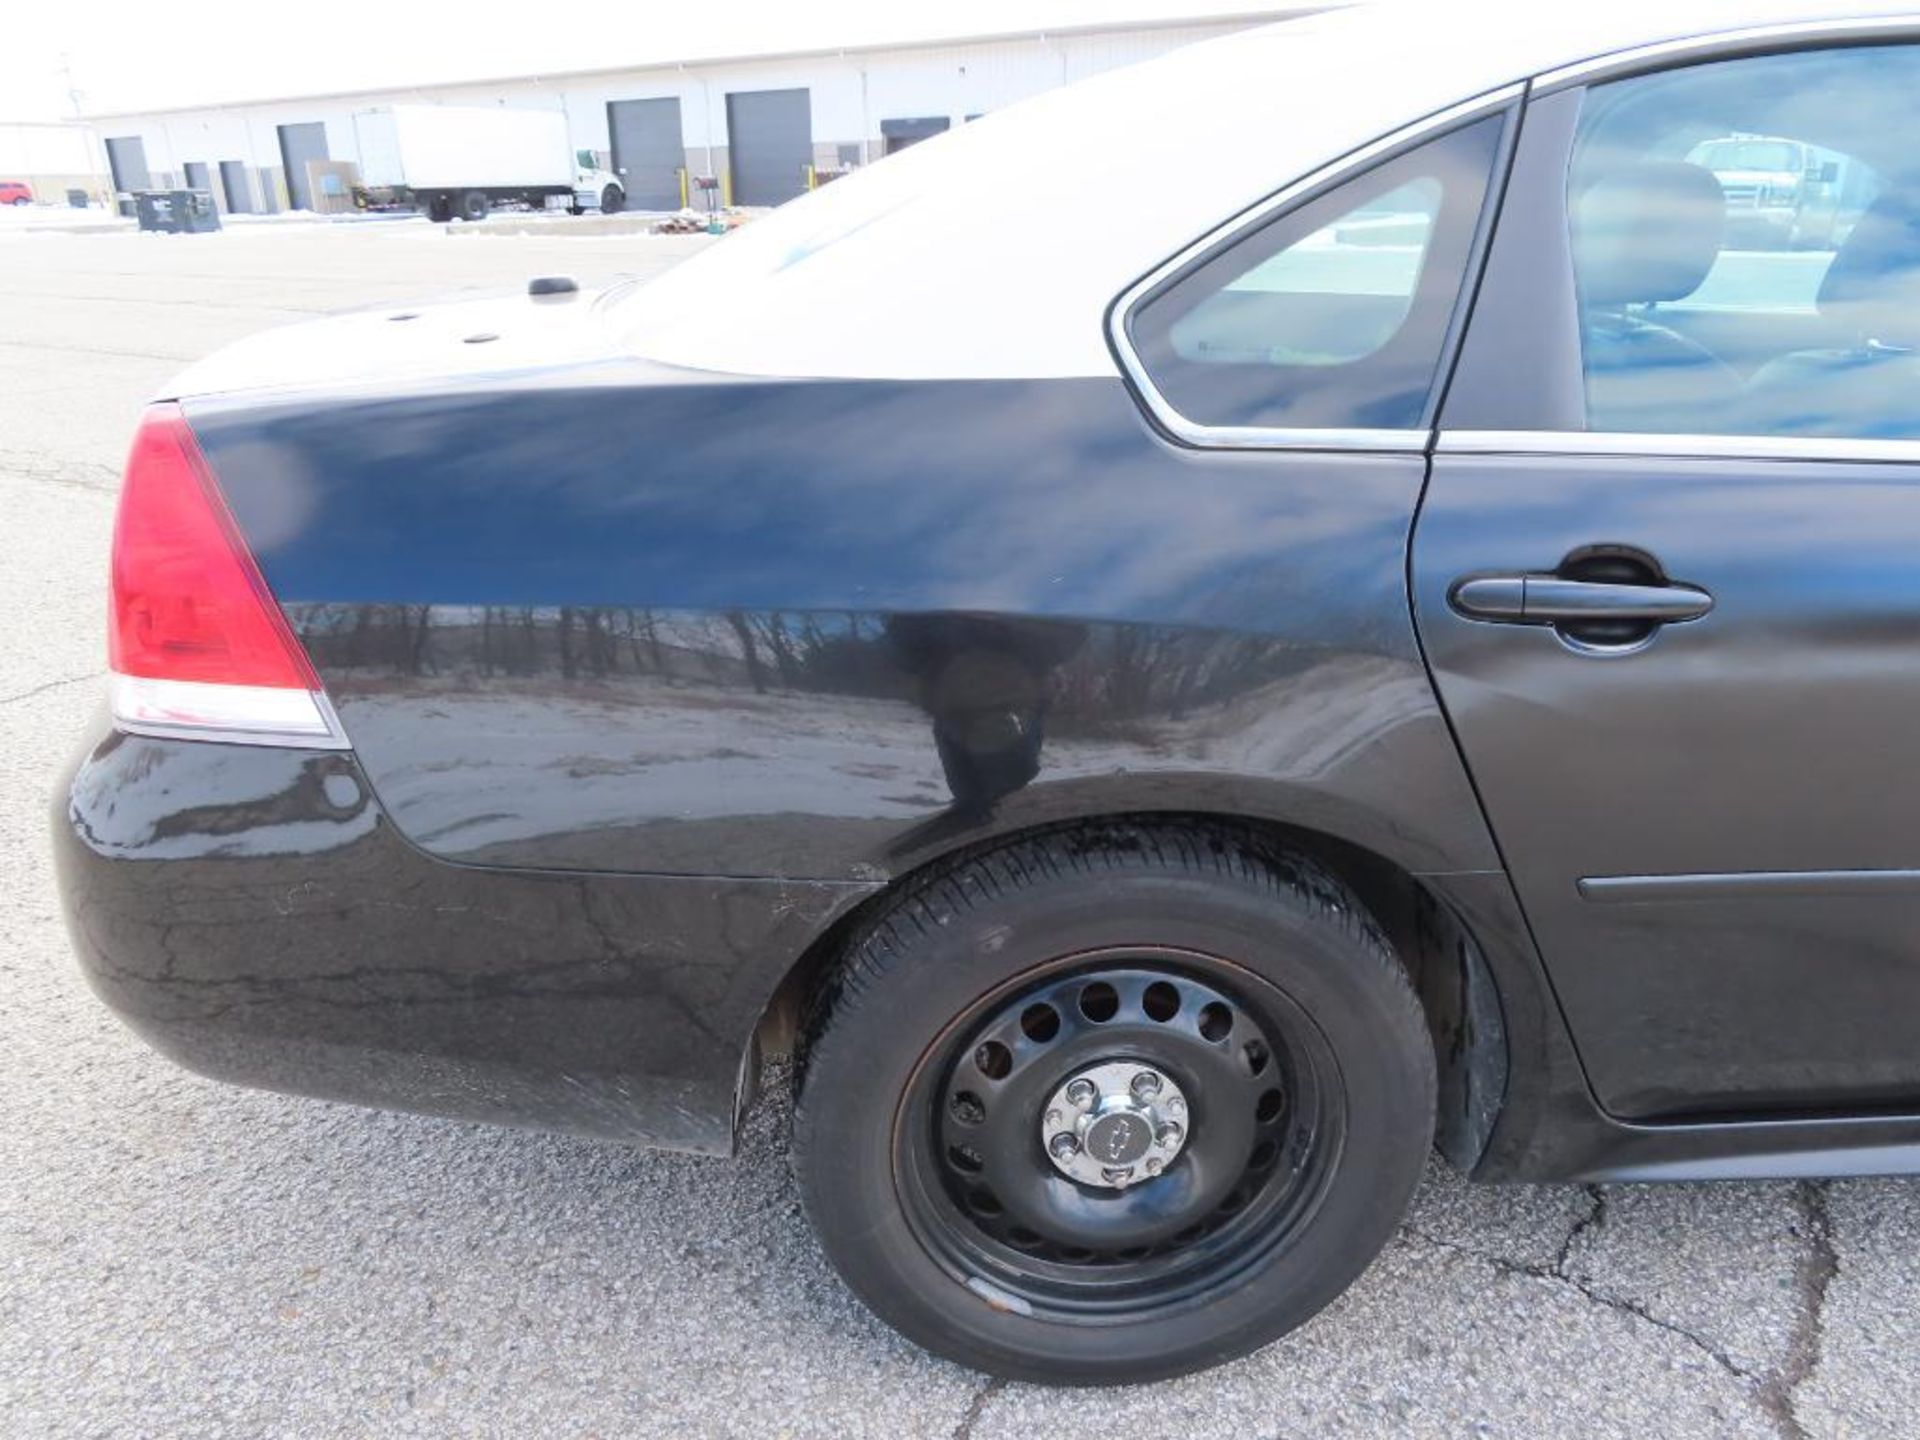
[793,822,1435,1384]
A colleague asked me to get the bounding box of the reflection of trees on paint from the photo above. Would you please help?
[289,602,1316,733]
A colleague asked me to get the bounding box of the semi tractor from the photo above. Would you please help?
[351,105,626,222]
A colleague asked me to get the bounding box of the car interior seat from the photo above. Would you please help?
[1574,160,1740,430]
[1737,191,1920,438]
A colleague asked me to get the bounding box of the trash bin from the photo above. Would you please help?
[175,188,221,233]
[133,190,179,232]
[132,189,221,234]
[66,188,88,209]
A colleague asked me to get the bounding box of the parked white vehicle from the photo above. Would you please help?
[351,104,624,221]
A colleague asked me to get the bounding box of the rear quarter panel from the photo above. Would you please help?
[187,367,1499,883]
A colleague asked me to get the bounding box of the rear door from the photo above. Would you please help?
[1415,40,1920,1120]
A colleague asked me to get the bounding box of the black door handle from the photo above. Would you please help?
[1451,575,1714,625]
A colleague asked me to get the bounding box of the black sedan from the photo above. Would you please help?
[54,0,1920,1384]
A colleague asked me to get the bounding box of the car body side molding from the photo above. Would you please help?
[1580,870,1920,902]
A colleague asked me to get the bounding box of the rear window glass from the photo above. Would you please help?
[1125,114,1504,433]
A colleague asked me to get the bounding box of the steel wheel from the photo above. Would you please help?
[794,822,1434,1383]
[897,950,1340,1319]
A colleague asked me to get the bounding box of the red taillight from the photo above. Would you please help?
[108,405,343,746]
[111,404,316,689]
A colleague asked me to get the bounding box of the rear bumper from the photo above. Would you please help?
[51,725,874,1152]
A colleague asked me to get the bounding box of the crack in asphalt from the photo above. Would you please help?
[1403,1221,1753,1384]
[0,452,121,496]
[1553,1182,1605,1276]
[0,337,202,364]
[951,1376,1006,1440]
[1403,1178,1839,1440]
[0,671,102,709]
[1755,1181,1838,1440]
[0,289,330,316]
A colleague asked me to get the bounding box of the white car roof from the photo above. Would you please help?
[617,0,1917,382]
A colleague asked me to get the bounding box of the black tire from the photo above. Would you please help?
[794,821,1434,1384]
[600,184,624,215]
[458,190,489,223]
[425,194,453,223]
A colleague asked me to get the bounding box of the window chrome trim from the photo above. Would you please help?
[1437,430,1920,465]
[1106,83,1524,454]
[1533,12,1920,94]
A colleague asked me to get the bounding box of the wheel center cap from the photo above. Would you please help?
[1042,1060,1190,1189]
[1084,1110,1153,1165]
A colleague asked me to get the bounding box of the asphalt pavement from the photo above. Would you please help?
[1,216,1915,1438]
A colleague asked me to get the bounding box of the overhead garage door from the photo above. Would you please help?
[183,161,212,197]
[608,97,685,210]
[882,116,950,156]
[219,160,254,214]
[277,122,329,211]
[104,137,151,192]
[726,88,811,207]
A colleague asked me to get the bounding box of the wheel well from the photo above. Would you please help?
[751,811,1509,1171]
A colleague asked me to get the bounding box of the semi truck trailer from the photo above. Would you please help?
[351,105,626,221]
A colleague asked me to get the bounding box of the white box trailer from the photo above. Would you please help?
[351,104,625,222]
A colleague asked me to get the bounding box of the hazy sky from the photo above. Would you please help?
[6,0,1298,120]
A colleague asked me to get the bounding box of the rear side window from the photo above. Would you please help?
[1123,114,1506,433]
[1566,43,1920,438]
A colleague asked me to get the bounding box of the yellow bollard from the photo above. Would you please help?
[677,168,688,209]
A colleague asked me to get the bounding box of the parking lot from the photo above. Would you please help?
[1,216,1916,1438]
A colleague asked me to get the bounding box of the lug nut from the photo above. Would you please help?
[1145,1158,1164,1176]
[1165,1096,1186,1116]
[1050,1132,1080,1159]
[1101,1166,1134,1187]
[1156,1122,1184,1148]
[1045,1108,1062,1128]
[1130,1071,1163,1100]
[1065,1079,1097,1108]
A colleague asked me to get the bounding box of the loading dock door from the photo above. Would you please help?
[183,161,212,195]
[881,116,950,156]
[276,122,330,210]
[104,137,151,192]
[219,160,253,213]
[726,88,811,206]
[608,97,685,210]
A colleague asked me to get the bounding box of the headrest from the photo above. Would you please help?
[1819,193,1920,348]
[1574,161,1725,308]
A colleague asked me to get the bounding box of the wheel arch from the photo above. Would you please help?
[749,809,1514,1175]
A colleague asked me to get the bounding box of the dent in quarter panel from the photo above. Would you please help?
[296,603,1479,879]
[191,374,1500,880]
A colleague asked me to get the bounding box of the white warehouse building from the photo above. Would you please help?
[82,7,1316,215]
